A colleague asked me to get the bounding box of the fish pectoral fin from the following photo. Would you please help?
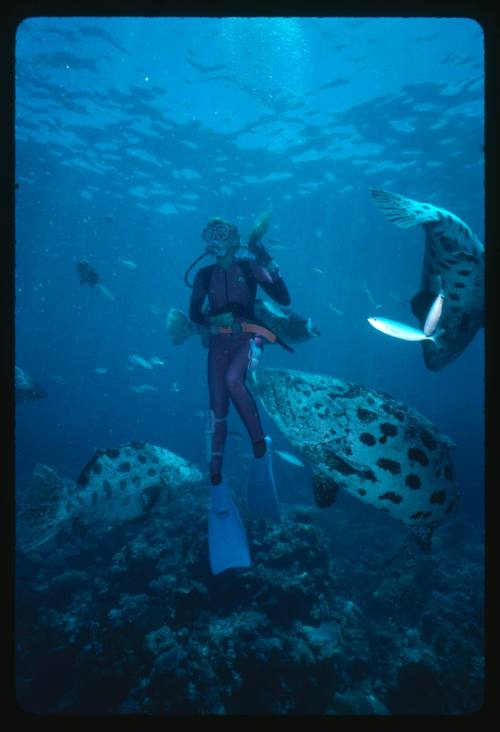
[312,468,342,508]
[321,444,371,477]
[141,483,163,510]
[410,290,438,324]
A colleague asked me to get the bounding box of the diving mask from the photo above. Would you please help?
[202,220,240,255]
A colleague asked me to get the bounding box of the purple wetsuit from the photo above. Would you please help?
[189,257,290,484]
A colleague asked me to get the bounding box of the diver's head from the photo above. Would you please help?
[202,218,241,257]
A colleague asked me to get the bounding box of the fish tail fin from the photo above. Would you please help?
[96,283,116,301]
[17,464,71,553]
[369,189,440,229]
[166,308,198,345]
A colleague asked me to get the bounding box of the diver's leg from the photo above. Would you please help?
[207,336,230,485]
[207,336,250,573]
[225,336,267,455]
[226,335,280,521]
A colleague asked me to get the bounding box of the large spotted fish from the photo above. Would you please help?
[16,442,203,553]
[251,368,458,551]
[369,189,484,370]
[166,299,320,348]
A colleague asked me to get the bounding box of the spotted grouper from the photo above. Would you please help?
[166,300,320,349]
[251,368,458,550]
[369,188,484,370]
[17,442,204,553]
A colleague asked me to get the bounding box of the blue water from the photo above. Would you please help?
[15,17,484,714]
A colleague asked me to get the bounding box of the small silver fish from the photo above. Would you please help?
[128,354,154,370]
[148,303,162,316]
[130,384,159,394]
[423,281,445,336]
[93,367,108,375]
[96,283,115,301]
[328,303,344,316]
[120,259,138,271]
[363,281,383,310]
[368,317,441,345]
[149,356,167,368]
[275,449,305,467]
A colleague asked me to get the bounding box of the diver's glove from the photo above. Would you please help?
[249,239,273,267]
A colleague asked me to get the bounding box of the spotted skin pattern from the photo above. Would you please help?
[251,368,458,550]
[166,300,320,348]
[369,189,484,371]
[17,443,203,553]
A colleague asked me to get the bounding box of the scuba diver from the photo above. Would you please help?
[186,214,291,575]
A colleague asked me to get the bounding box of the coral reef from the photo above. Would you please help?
[16,491,484,715]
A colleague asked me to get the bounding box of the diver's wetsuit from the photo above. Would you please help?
[189,257,290,485]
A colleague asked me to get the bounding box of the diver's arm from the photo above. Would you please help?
[189,269,209,325]
[259,264,291,306]
[248,240,291,305]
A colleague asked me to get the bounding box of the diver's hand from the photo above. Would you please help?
[208,313,234,332]
[248,239,273,266]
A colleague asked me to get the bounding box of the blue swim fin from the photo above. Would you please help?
[247,436,281,522]
[208,482,251,575]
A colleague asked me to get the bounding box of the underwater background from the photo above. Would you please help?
[15,17,484,715]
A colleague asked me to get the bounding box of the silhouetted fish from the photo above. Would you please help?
[77,260,115,301]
